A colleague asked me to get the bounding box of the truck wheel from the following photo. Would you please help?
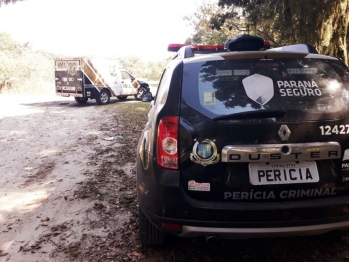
[116,96,127,101]
[138,207,165,246]
[74,97,88,103]
[96,90,110,105]
[135,87,147,101]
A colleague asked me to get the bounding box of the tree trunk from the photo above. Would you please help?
[317,0,349,64]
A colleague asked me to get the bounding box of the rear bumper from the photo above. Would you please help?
[139,185,349,239]
[141,205,349,239]
[180,221,349,239]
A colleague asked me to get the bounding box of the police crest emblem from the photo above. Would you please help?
[190,139,220,166]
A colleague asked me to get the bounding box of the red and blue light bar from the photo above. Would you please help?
[168,44,225,53]
[168,35,271,54]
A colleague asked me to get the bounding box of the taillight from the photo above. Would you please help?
[157,116,179,170]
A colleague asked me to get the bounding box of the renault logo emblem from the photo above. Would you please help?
[278,125,291,141]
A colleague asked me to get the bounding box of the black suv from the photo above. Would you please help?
[137,35,349,246]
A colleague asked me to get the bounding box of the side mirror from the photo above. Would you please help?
[141,92,153,102]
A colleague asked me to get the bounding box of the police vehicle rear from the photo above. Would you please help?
[137,35,349,246]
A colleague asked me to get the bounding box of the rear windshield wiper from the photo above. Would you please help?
[213,109,287,121]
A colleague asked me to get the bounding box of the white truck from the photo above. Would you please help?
[54,58,150,105]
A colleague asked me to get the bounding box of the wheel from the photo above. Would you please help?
[74,97,88,103]
[116,96,128,101]
[96,89,110,105]
[138,207,165,246]
[134,87,147,101]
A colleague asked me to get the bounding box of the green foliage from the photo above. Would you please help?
[216,0,349,64]
[0,32,55,94]
[184,0,246,45]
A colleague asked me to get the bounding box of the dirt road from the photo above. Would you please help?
[1,94,349,262]
[0,95,146,261]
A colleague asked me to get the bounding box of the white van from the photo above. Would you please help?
[55,58,150,105]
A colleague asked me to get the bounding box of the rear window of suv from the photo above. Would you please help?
[182,58,349,121]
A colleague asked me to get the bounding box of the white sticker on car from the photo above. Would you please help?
[188,180,210,191]
[242,74,274,105]
[203,92,216,105]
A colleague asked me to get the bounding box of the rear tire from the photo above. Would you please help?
[139,207,165,246]
[116,96,127,101]
[96,90,110,105]
[134,87,147,101]
[74,97,88,103]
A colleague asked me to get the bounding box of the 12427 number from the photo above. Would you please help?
[319,125,349,135]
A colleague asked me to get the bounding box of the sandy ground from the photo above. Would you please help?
[0,94,121,261]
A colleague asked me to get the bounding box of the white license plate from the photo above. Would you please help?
[249,161,319,185]
[62,86,75,91]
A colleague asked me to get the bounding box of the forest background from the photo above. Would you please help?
[1,0,349,94]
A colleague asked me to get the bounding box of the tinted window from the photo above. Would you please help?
[154,68,170,105]
[182,58,349,121]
